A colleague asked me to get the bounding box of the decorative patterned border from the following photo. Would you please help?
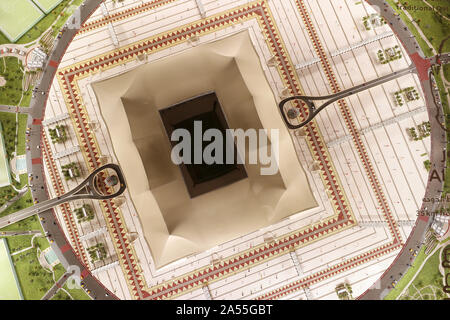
[41,130,89,266]
[253,0,405,299]
[53,0,404,300]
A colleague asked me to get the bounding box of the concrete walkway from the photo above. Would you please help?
[0,105,31,113]
[41,271,74,300]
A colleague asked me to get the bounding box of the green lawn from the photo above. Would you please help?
[0,57,25,106]
[0,185,19,208]
[34,235,51,252]
[0,0,44,42]
[444,64,450,83]
[50,264,91,300]
[12,173,29,191]
[63,282,91,300]
[384,246,427,300]
[0,122,11,187]
[433,70,450,195]
[2,233,78,300]
[16,114,28,156]
[0,32,10,46]
[53,263,66,281]
[33,0,64,13]
[51,288,71,300]
[19,89,33,107]
[0,112,18,159]
[51,283,91,300]
[51,0,84,37]
[400,247,447,300]
[0,239,23,299]
[11,245,56,300]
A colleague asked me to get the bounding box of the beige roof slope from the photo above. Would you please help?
[92,31,317,268]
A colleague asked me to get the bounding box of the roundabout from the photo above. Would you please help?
[9,0,448,300]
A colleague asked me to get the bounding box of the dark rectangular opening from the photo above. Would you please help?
[159,92,247,198]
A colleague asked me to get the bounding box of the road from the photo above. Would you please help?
[358,0,446,300]
[19,0,118,300]
[3,0,445,301]
[0,163,126,229]
[0,230,41,236]
[0,105,31,113]
[278,0,447,300]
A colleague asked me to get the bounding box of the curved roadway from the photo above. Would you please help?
[12,0,447,301]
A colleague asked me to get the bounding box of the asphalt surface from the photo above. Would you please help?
[20,0,117,300]
[3,0,446,301]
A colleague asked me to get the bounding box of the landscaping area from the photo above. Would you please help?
[75,204,95,223]
[394,0,450,55]
[423,159,431,172]
[0,185,18,208]
[0,238,23,299]
[385,239,450,300]
[0,57,25,106]
[61,162,80,180]
[0,0,44,43]
[11,243,63,300]
[87,243,107,262]
[0,223,91,300]
[407,121,431,141]
[394,87,420,106]
[377,46,402,64]
[384,246,427,299]
[362,13,386,30]
[335,283,353,300]
[0,112,20,159]
[0,0,82,45]
[51,282,91,300]
[0,205,91,300]
[0,190,32,218]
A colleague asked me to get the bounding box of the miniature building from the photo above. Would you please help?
[27,47,47,69]
[369,13,383,28]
